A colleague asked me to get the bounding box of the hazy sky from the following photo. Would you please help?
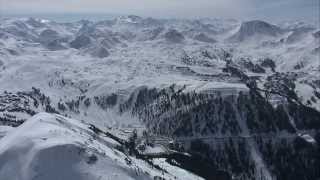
[0,0,319,22]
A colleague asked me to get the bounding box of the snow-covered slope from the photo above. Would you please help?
[0,15,319,180]
[0,112,203,180]
[0,16,318,107]
[228,20,283,42]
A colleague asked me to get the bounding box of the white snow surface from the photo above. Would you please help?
[299,133,317,144]
[0,126,13,139]
[0,16,319,112]
[0,15,319,180]
[0,112,202,180]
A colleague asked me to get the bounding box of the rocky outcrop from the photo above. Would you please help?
[70,35,91,49]
[194,33,217,43]
[229,20,283,42]
[164,29,185,43]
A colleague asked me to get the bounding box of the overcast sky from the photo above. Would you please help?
[0,0,319,22]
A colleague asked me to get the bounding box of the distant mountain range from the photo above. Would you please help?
[0,15,319,180]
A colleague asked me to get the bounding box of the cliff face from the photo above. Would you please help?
[229,20,283,42]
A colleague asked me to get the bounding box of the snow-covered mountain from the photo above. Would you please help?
[0,15,319,180]
[0,112,209,180]
[228,20,283,42]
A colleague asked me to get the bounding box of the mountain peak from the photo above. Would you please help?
[229,20,283,42]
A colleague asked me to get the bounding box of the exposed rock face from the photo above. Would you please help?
[46,39,66,51]
[39,29,59,40]
[164,29,185,43]
[312,46,320,54]
[260,58,276,72]
[38,29,67,50]
[194,33,217,43]
[70,35,91,49]
[313,30,320,39]
[229,20,283,42]
[239,59,266,73]
[139,27,164,41]
[5,49,19,56]
[90,47,110,58]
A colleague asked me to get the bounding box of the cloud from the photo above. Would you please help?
[247,0,319,22]
[0,0,253,18]
[0,0,317,21]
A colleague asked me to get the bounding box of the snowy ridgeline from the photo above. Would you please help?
[0,15,319,180]
[0,112,208,180]
[0,16,319,112]
[0,83,319,180]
